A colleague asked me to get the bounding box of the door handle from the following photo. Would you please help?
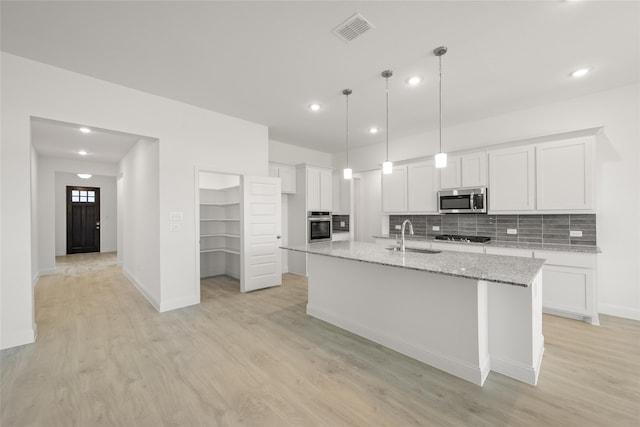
[276,235,281,239]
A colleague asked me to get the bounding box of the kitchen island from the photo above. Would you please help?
[282,241,546,386]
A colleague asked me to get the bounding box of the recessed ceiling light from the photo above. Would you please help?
[78,150,88,156]
[369,127,379,134]
[570,67,592,78]
[77,174,92,179]
[79,127,91,133]
[407,76,422,86]
[309,103,321,112]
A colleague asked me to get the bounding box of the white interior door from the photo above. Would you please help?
[241,175,282,292]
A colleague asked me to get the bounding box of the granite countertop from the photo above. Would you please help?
[281,241,545,287]
[373,235,600,254]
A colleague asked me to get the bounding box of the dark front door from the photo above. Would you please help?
[66,186,100,254]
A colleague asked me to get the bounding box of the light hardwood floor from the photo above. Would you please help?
[1,252,639,426]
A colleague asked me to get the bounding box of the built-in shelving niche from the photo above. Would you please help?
[199,172,241,279]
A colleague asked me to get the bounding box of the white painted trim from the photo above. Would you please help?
[543,307,601,325]
[0,327,36,350]
[598,303,640,321]
[39,267,56,276]
[55,250,66,257]
[491,341,545,386]
[122,267,160,312]
[307,304,489,386]
[159,295,200,313]
[32,272,40,289]
[100,247,116,253]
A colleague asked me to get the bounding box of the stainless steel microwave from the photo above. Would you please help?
[437,187,487,214]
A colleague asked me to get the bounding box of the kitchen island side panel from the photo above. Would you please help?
[306,254,491,386]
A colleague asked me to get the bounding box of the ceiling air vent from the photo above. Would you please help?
[332,13,374,43]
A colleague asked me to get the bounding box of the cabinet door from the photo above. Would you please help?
[541,265,593,315]
[439,156,461,189]
[306,168,321,211]
[488,146,535,212]
[536,137,594,211]
[461,152,487,188]
[408,161,439,213]
[268,164,279,178]
[279,165,296,194]
[382,165,407,213]
[320,168,333,211]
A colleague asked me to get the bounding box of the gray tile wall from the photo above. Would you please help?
[332,215,350,232]
[389,214,597,246]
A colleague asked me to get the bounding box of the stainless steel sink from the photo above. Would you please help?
[386,246,441,254]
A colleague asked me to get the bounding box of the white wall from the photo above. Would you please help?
[120,139,161,309]
[1,53,268,349]
[37,156,118,275]
[269,139,332,167]
[336,84,640,320]
[54,172,118,256]
[31,146,39,288]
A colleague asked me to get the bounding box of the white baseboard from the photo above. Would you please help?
[0,327,36,350]
[491,340,544,386]
[101,248,116,253]
[56,250,65,257]
[159,295,199,313]
[39,267,56,276]
[32,272,40,288]
[307,304,488,386]
[598,303,640,321]
[122,268,160,312]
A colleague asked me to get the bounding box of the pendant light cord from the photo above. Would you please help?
[386,74,390,161]
[346,92,349,167]
[439,53,442,154]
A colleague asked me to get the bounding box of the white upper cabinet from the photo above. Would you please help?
[268,162,297,194]
[488,145,536,212]
[306,166,332,211]
[382,165,408,213]
[439,156,461,189]
[439,152,487,189]
[461,152,487,188]
[408,161,439,213]
[536,137,594,212]
[332,171,351,214]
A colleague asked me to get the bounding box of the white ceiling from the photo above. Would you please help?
[3,1,639,157]
[31,117,143,163]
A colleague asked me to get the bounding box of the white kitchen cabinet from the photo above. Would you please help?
[534,250,598,325]
[408,161,439,213]
[332,171,351,214]
[461,152,487,188]
[382,165,408,213]
[439,156,461,189]
[306,166,332,211]
[536,137,594,212]
[439,152,487,190]
[488,145,536,213]
[268,162,296,194]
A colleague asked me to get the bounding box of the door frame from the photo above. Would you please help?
[66,185,101,254]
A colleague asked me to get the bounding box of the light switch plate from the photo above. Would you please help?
[432,226,440,231]
[395,225,401,230]
[169,211,183,221]
[507,228,518,235]
[169,223,180,232]
[570,230,583,237]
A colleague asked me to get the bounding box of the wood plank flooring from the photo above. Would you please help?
[1,252,639,426]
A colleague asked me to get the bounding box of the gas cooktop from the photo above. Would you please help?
[435,234,491,243]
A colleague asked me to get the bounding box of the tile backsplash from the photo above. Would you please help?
[332,214,350,232]
[389,214,596,246]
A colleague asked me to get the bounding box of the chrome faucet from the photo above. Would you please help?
[400,219,414,252]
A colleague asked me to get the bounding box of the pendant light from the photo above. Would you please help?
[381,69,393,174]
[342,89,353,180]
[434,46,448,168]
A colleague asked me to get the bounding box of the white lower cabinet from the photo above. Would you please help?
[534,250,598,325]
